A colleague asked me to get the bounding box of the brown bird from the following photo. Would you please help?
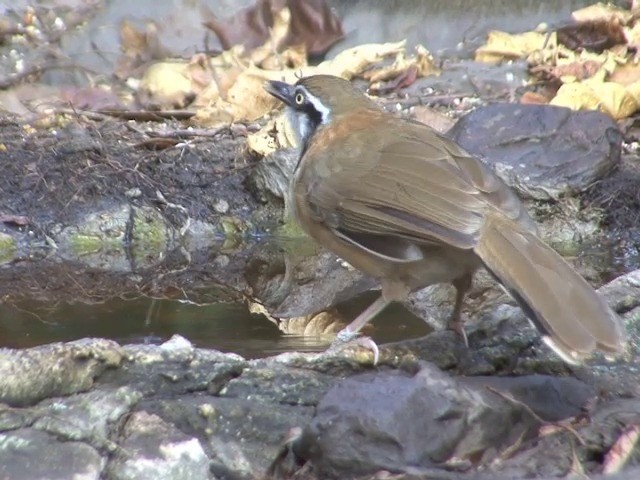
[264,74,626,364]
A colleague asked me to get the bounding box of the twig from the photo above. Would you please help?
[486,385,586,446]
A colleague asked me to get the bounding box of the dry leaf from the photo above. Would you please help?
[475,30,554,64]
[284,0,344,56]
[411,106,454,133]
[557,20,626,53]
[317,40,407,78]
[364,44,439,83]
[138,61,196,109]
[571,3,632,24]
[116,19,171,79]
[603,424,640,474]
[246,114,298,156]
[520,91,552,105]
[550,79,639,119]
[609,61,640,85]
[203,0,279,51]
[60,87,123,111]
[249,6,292,67]
[204,0,343,57]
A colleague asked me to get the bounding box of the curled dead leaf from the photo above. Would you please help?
[247,113,299,157]
[476,30,555,64]
[571,3,632,25]
[317,40,407,78]
[364,44,439,83]
[116,19,171,79]
[204,0,343,57]
[284,0,344,56]
[557,20,626,53]
[203,0,280,51]
[550,79,639,119]
[137,61,196,109]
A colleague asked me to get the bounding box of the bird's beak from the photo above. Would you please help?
[264,80,294,106]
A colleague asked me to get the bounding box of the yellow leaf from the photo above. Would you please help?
[550,80,638,119]
[571,3,632,24]
[476,30,554,64]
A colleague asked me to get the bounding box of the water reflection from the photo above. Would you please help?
[0,291,430,358]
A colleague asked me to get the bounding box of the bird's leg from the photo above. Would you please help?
[337,295,391,340]
[330,295,391,364]
[448,274,472,346]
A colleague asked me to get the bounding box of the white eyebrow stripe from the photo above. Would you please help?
[300,87,331,125]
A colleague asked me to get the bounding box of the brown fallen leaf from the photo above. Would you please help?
[365,44,439,88]
[410,105,455,133]
[204,0,342,57]
[284,0,344,56]
[0,214,29,226]
[609,61,640,85]
[557,19,627,53]
[520,91,552,105]
[370,65,419,94]
[530,59,604,83]
[115,19,172,79]
[603,424,640,474]
[61,87,124,111]
[203,0,281,51]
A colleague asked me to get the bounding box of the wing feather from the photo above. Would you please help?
[300,113,530,252]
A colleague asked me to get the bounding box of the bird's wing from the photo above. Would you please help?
[303,116,530,253]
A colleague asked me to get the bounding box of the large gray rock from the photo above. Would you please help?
[0,338,124,406]
[0,429,105,480]
[294,364,560,478]
[448,104,622,200]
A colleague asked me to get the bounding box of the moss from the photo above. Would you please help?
[67,234,104,255]
[0,233,17,264]
[130,206,168,252]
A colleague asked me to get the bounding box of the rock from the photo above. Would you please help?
[0,338,124,407]
[33,386,142,448]
[448,104,622,200]
[0,429,105,480]
[248,148,298,206]
[294,364,541,478]
[461,374,594,422]
[109,412,211,480]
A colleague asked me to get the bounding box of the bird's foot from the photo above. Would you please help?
[447,320,469,347]
[327,329,379,365]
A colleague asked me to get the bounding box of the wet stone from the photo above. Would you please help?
[0,429,105,480]
[0,338,124,407]
[109,411,211,480]
[294,364,541,478]
[448,104,622,200]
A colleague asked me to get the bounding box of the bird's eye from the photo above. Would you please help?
[295,93,305,105]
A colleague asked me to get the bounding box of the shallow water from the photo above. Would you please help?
[0,286,430,357]
[1,0,635,357]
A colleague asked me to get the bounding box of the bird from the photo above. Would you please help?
[264,74,626,365]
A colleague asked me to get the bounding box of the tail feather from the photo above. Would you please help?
[475,214,626,364]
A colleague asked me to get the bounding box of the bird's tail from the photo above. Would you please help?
[475,214,626,364]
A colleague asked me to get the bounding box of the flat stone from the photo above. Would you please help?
[0,428,104,480]
[448,104,622,200]
[0,338,124,407]
[295,364,540,478]
[110,411,211,480]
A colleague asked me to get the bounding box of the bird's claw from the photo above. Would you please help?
[448,321,469,347]
[329,330,379,365]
